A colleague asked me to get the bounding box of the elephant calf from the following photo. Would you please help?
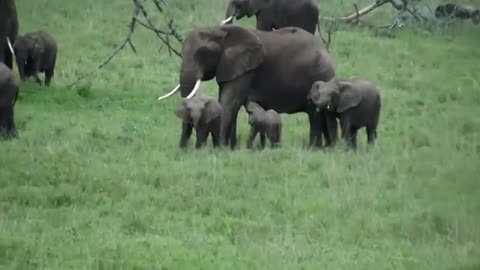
[245,101,282,149]
[308,77,381,149]
[0,62,20,139]
[174,95,222,149]
[13,30,58,86]
[435,3,480,24]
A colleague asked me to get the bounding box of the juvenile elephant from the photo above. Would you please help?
[158,25,337,150]
[435,3,479,24]
[174,95,222,149]
[245,101,282,149]
[222,0,321,35]
[0,0,19,70]
[13,31,58,86]
[0,62,19,138]
[308,77,381,149]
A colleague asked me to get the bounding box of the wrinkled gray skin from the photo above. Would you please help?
[160,25,337,150]
[0,0,18,70]
[13,31,58,86]
[224,0,320,34]
[0,62,19,139]
[175,95,222,149]
[435,3,480,24]
[308,77,381,149]
[245,101,282,149]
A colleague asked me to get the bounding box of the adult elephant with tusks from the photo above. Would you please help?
[157,25,337,149]
[221,0,321,35]
[0,0,18,70]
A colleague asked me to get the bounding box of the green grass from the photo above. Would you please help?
[1,0,480,269]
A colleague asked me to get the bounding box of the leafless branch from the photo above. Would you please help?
[69,4,140,87]
[353,3,360,25]
[318,19,337,51]
[69,0,183,88]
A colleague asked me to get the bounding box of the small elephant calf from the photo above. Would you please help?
[245,101,282,149]
[308,77,381,149]
[13,30,58,86]
[174,95,222,149]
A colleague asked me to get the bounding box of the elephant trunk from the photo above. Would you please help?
[179,66,203,99]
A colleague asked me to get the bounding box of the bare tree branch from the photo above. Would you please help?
[69,0,183,88]
[69,4,140,87]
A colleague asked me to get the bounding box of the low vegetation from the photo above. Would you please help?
[1,0,479,269]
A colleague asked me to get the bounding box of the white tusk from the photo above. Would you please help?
[326,105,331,110]
[157,84,180,100]
[186,79,201,99]
[6,37,14,56]
[221,16,234,25]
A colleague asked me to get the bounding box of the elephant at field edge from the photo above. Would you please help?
[245,101,282,149]
[13,31,58,86]
[435,3,479,24]
[308,77,381,149]
[222,0,321,35]
[0,62,19,138]
[174,95,222,149]
[157,25,337,149]
[0,0,19,70]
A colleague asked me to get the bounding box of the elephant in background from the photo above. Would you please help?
[0,0,19,70]
[157,25,337,149]
[245,101,282,149]
[0,62,19,138]
[13,31,58,86]
[308,77,381,149]
[174,94,222,149]
[222,0,321,35]
[435,3,479,24]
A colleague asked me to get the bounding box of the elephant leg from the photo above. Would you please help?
[45,56,56,86]
[218,73,254,148]
[322,112,338,147]
[255,13,273,31]
[366,126,377,146]
[0,107,6,137]
[340,118,352,147]
[195,128,208,149]
[4,46,13,70]
[229,114,238,149]
[260,132,266,149]
[45,69,54,87]
[308,112,322,148]
[349,128,358,150]
[179,122,193,148]
[6,104,17,138]
[246,128,258,149]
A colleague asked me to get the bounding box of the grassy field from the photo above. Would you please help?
[1,0,480,269]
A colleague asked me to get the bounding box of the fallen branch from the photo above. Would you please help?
[69,0,182,88]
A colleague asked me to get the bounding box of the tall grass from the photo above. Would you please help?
[1,0,479,269]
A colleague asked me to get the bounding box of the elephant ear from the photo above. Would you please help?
[336,81,362,113]
[250,0,272,14]
[203,99,222,124]
[174,100,190,123]
[216,26,265,82]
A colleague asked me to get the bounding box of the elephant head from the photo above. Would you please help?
[158,25,265,100]
[308,79,360,113]
[222,0,272,24]
[174,96,222,129]
[13,34,42,80]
